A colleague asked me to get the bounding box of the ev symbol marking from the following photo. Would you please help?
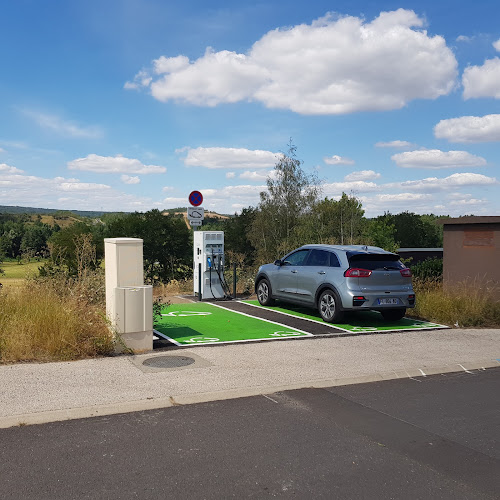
[189,190,203,207]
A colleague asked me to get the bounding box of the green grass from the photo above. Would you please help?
[154,303,312,345]
[1,260,46,287]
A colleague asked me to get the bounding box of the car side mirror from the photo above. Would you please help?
[274,259,282,266]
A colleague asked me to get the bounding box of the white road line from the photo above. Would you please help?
[458,364,474,374]
[239,301,449,333]
[418,369,427,377]
[262,394,279,404]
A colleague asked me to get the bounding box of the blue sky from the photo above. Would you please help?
[1,0,499,217]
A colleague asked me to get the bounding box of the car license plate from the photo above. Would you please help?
[378,298,400,305]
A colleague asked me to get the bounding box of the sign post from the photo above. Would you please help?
[187,191,204,229]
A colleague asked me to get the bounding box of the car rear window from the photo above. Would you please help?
[348,253,405,271]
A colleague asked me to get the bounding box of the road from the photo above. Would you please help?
[1,367,499,499]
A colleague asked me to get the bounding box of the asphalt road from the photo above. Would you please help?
[1,368,499,499]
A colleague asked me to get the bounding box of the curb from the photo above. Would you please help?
[1,359,498,429]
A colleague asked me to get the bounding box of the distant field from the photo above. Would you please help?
[1,260,46,287]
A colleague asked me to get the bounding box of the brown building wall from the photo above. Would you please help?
[442,221,500,295]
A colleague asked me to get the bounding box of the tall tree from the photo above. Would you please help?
[249,142,320,262]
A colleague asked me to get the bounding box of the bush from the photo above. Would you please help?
[407,278,500,327]
[0,280,114,363]
[410,258,443,280]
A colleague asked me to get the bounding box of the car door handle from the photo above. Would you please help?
[318,271,326,275]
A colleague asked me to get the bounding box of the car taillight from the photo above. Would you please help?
[344,268,372,278]
[400,268,412,277]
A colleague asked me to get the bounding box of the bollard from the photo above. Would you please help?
[233,262,237,299]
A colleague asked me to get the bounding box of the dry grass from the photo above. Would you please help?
[0,279,114,363]
[407,278,500,327]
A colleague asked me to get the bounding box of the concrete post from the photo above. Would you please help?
[104,238,153,353]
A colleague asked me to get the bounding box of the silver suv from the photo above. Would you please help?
[255,244,415,322]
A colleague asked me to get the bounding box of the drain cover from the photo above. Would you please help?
[142,355,196,369]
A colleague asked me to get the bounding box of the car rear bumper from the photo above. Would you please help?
[344,290,416,309]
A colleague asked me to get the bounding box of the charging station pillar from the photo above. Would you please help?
[193,231,225,299]
[105,238,153,353]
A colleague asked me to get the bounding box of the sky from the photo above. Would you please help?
[1,0,499,217]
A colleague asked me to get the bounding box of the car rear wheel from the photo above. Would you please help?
[257,278,275,306]
[380,308,406,321]
[318,289,343,323]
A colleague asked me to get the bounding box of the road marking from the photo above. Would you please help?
[262,394,279,404]
[418,369,427,377]
[208,302,313,336]
[458,364,474,374]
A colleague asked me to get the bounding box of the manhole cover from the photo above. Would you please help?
[142,355,196,369]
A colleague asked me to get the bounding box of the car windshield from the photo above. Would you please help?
[348,253,405,271]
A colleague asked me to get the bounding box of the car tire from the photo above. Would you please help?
[380,308,406,321]
[256,278,275,306]
[318,289,343,323]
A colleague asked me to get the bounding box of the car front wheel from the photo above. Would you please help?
[318,289,343,323]
[380,308,406,321]
[257,278,275,306]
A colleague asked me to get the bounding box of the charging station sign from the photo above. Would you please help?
[188,206,204,226]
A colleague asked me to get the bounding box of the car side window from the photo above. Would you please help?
[329,252,341,267]
[305,249,330,267]
[283,249,310,266]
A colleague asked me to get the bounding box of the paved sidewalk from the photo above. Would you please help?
[1,328,499,428]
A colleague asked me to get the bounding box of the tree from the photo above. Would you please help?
[377,212,443,248]
[365,218,398,252]
[249,142,320,262]
[104,209,191,283]
[45,222,99,275]
[311,193,365,245]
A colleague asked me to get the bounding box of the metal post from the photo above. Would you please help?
[233,262,237,299]
[198,262,202,301]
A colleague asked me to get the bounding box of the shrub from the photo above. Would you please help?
[407,278,500,327]
[0,281,114,363]
[410,258,443,281]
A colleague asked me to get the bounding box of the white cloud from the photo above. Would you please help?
[239,170,274,181]
[397,172,497,191]
[449,198,487,206]
[162,186,174,192]
[324,155,355,166]
[375,140,413,148]
[0,148,5,153]
[163,197,187,207]
[391,149,486,169]
[68,154,166,174]
[374,192,432,202]
[434,114,500,143]
[456,35,474,43]
[323,180,380,195]
[493,38,500,52]
[226,172,236,179]
[0,163,24,174]
[344,170,381,181]
[181,147,278,169]
[463,57,500,99]
[129,9,457,115]
[21,110,103,139]
[124,70,152,90]
[121,174,140,184]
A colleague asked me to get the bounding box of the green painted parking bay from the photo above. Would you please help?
[242,300,448,333]
[153,302,313,346]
